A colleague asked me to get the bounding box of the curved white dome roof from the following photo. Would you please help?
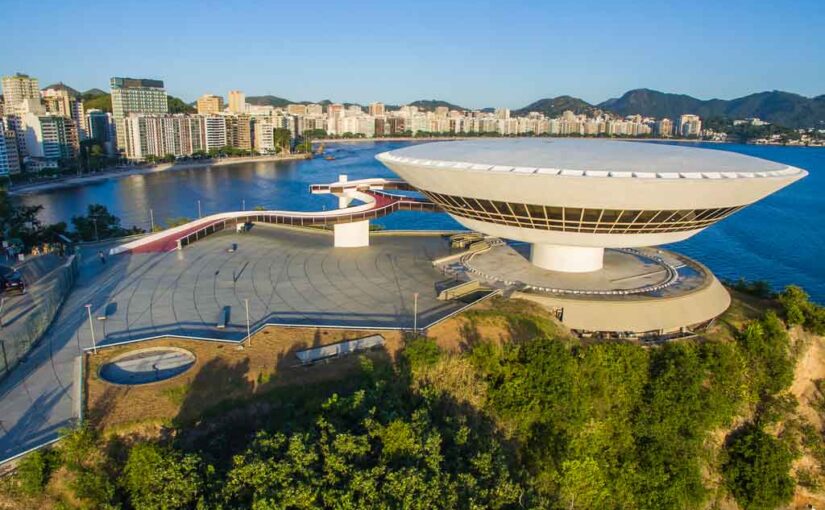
[378,139,803,179]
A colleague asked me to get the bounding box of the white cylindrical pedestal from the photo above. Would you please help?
[530,244,604,273]
[334,220,370,248]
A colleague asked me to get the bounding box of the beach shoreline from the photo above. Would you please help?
[8,153,311,196]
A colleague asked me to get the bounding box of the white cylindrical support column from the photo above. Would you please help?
[334,221,369,247]
[530,244,604,273]
[337,174,352,209]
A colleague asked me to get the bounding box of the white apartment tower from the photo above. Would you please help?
[1,73,40,114]
[111,77,168,153]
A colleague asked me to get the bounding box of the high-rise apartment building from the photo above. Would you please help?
[202,115,227,151]
[110,77,168,152]
[228,90,246,113]
[306,104,323,116]
[1,73,40,114]
[86,109,117,154]
[327,103,344,118]
[287,104,307,116]
[0,123,22,176]
[678,114,702,137]
[22,113,74,167]
[225,114,253,150]
[197,94,224,115]
[42,87,86,150]
[123,114,205,160]
[656,118,674,137]
[369,102,385,116]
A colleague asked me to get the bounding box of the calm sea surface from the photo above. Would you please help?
[17,140,825,302]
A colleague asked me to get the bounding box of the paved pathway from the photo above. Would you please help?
[0,228,464,462]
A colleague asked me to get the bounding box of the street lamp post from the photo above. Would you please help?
[242,199,246,211]
[84,304,98,354]
[149,208,155,232]
[91,218,99,242]
[244,298,251,346]
[197,200,202,219]
[413,292,419,335]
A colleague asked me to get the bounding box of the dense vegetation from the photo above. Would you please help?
[5,288,825,509]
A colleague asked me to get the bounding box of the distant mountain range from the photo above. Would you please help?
[36,83,823,129]
[597,89,825,129]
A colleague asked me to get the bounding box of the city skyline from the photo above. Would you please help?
[0,0,822,108]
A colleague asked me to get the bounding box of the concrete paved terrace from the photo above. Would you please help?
[0,226,469,463]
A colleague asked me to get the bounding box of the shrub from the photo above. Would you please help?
[723,424,795,510]
[403,337,442,370]
[16,449,58,496]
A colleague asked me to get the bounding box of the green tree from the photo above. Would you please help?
[71,203,144,241]
[123,443,205,510]
[273,128,292,154]
[723,424,795,510]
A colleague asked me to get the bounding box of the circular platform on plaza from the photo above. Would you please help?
[455,242,730,335]
[465,243,688,295]
[99,347,196,385]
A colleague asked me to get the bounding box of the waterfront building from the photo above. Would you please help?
[226,114,253,150]
[0,123,21,175]
[21,113,74,166]
[197,94,224,115]
[253,118,276,153]
[2,115,28,159]
[369,102,385,116]
[1,73,40,114]
[656,118,673,137]
[377,138,807,336]
[123,114,206,160]
[228,90,246,113]
[111,77,168,153]
[679,114,702,137]
[378,139,804,273]
[495,108,510,119]
[86,109,117,154]
[202,115,227,151]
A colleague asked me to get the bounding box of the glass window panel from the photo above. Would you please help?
[564,208,583,223]
[618,210,641,223]
[582,208,602,223]
[546,207,564,220]
[526,204,546,219]
[599,209,622,223]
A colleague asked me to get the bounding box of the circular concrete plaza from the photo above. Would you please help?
[92,226,468,345]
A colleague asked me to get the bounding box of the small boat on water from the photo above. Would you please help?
[325,155,335,161]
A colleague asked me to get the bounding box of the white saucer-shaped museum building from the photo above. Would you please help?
[377,139,807,273]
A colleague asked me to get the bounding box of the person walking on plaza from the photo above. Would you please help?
[98,250,106,265]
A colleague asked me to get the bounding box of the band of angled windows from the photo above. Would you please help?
[420,191,742,234]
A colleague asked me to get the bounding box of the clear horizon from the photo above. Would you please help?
[0,0,823,109]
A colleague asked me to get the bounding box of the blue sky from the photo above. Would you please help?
[1,0,822,108]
